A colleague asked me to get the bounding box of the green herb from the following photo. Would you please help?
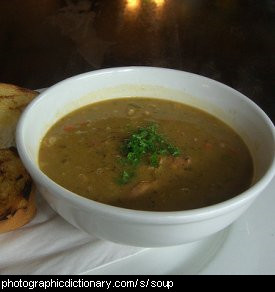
[118,124,181,184]
[118,170,134,185]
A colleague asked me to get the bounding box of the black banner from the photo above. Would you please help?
[0,276,183,290]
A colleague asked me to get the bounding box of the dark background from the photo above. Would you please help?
[0,0,274,120]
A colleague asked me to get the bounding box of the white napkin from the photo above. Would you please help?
[0,194,145,275]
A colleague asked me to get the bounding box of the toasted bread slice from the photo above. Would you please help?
[0,83,38,148]
[0,148,36,233]
[0,83,38,233]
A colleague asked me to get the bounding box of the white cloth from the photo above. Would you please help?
[0,195,144,275]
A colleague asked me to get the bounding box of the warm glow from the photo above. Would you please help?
[126,0,140,10]
[153,0,165,7]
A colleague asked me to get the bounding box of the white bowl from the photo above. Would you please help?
[16,67,275,247]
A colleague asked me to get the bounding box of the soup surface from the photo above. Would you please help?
[39,98,253,211]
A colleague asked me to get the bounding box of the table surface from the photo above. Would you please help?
[0,0,274,121]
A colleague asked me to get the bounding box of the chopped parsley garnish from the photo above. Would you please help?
[118,170,134,185]
[118,124,181,184]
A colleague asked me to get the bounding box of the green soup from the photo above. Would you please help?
[39,98,253,211]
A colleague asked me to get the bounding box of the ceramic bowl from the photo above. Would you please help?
[16,67,275,247]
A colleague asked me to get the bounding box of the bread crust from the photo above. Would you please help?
[0,83,38,233]
[0,148,36,233]
[0,83,38,148]
[0,187,36,233]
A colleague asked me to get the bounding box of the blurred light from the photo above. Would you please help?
[126,0,140,10]
[153,0,165,7]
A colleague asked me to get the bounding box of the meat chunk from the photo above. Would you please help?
[130,156,192,198]
[159,156,191,170]
[130,180,158,198]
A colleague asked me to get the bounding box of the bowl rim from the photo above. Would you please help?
[16,66,275,224]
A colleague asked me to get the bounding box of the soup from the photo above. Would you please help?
[39,98,253,211]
